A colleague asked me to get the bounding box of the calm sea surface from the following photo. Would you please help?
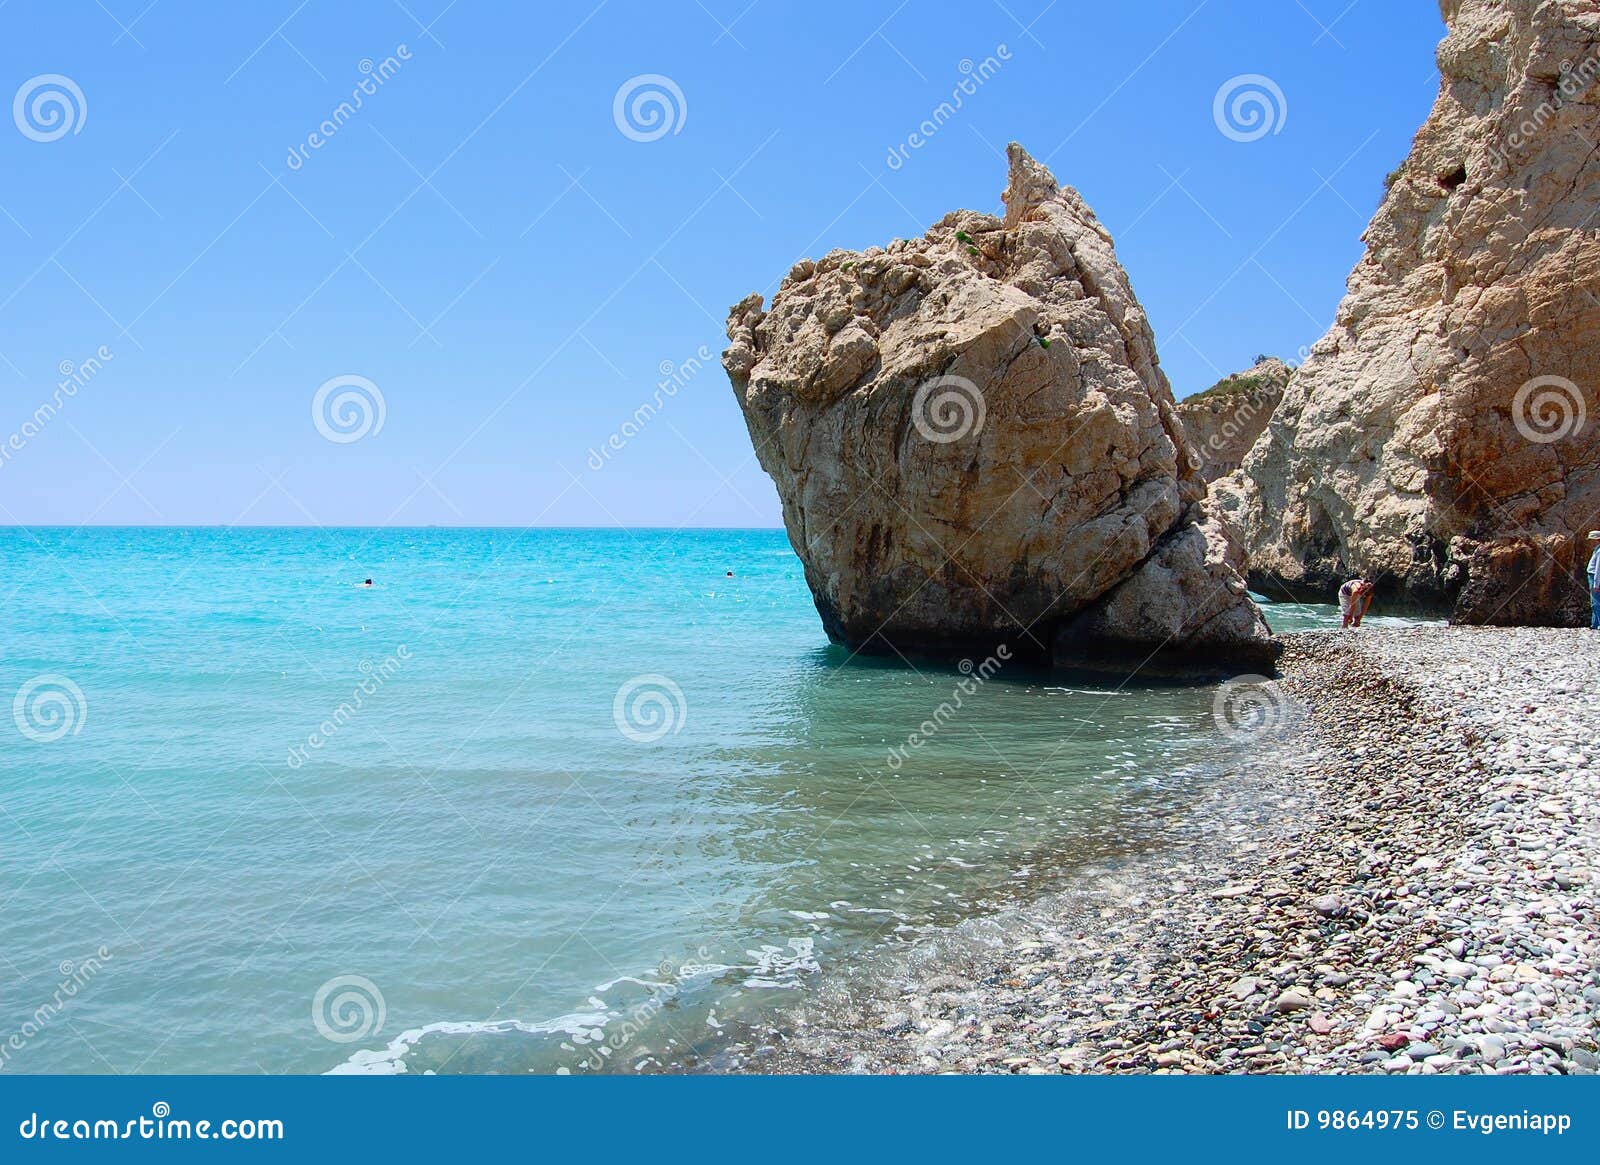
[0,527,1407,1073]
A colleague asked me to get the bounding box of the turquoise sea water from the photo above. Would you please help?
[1,528,1381,1074]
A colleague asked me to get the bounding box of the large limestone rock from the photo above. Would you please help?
[1216,0,1600,624]
[1175,357,1292,483]
[723,144,1279,674]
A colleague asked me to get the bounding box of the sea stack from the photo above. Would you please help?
[1214,0,1600,624]
[723,144,1279,674]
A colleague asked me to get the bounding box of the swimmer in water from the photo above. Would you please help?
[362,579,373,588]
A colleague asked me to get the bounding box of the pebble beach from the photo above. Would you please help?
[715,627,1599,1075]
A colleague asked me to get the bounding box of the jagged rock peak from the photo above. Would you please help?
[1001,142,1061,226]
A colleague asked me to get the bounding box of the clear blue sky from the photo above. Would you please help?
[1,0,1445,527]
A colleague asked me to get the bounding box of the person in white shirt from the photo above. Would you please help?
[1338,577,1374,628]
[1587,532,1600,629]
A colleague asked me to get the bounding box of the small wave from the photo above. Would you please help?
[329,934,822,1074]
[591,973,672,993]
[741,937,818,988]
[326,1013,608,1075]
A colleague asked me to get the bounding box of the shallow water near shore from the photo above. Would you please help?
[1,527,1426,1074]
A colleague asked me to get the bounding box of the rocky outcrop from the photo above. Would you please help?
[1175,358,1292,483]
[1215,0,1600,625]
[723,144,1279,674]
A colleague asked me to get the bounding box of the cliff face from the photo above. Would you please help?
[1215,0,1600,624]
[1175,358,1292,483]
[723,145,1279,674]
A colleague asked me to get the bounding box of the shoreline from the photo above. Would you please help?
[706,627,1598,1074]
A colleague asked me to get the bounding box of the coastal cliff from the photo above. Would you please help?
[723,145,1279,674]
[1174,357,1292,484]
[1214,0,1600,624]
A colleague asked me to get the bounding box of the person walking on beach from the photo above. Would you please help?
[1587,532,1600,629]
[1338,577,1374,628]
